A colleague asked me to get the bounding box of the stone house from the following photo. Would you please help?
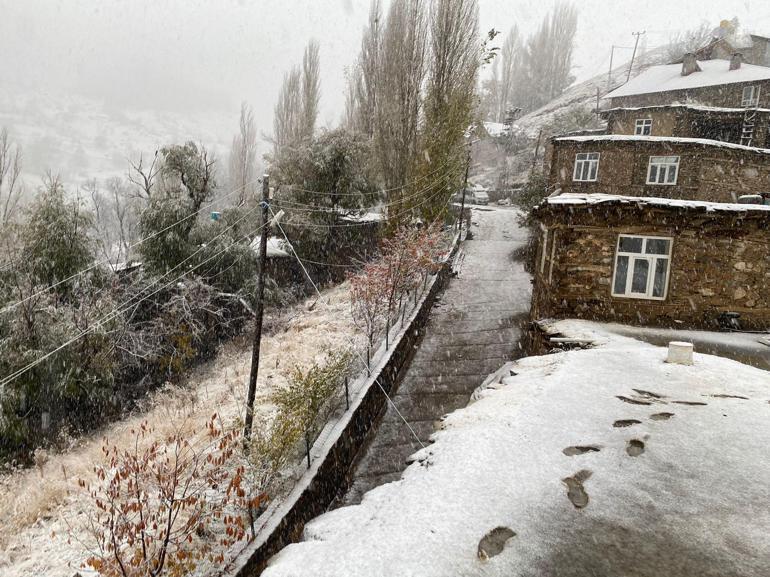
[546,135,770,203]
[605,55,770,109]
[531,193,770,331]
[600,103,770,148]
[694,34,770,68]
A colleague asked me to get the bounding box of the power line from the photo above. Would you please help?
[0,213,268,392]
[0,177,264,317]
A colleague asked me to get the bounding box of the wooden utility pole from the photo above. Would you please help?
[243,175,270,444]
[628,31,646,82]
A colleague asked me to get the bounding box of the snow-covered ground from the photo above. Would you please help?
[0,283,359,577]
[263,319,770,577]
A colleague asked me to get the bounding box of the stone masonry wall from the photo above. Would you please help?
[605,107,770,148]
[531,206,770,330]
[608,78,770,109]
[548,139,770,203]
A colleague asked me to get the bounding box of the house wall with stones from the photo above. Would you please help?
[531,203,770,330]
[547,138,770,202]
[608,78,770,109]
[604,106,770,148]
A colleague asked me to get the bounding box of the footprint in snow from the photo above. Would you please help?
[477,527,516,561]
[626,439,645,457]
[562,470,592,509]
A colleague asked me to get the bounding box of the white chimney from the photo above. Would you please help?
[666,341,694,365]
[730,52,743,71]
[681,53,701,76]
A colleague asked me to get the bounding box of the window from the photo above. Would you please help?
[573,152,600,182]
[634,118,652,135]
[742,85,760,107]
[612,235,672,300]
[646,156,680,185]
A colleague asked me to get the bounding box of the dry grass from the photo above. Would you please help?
[0,282,358,577]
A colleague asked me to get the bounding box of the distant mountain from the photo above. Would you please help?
[0,86,241,189]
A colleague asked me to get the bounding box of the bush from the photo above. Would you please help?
[80,416,261,577]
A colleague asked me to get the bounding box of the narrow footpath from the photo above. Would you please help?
[340,206,532,505]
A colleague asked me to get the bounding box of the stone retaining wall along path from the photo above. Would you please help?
[339,206,532,505]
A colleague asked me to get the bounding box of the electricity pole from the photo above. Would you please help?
[243,174,270,444]
[628,31,646,82]
[607,45,616,93]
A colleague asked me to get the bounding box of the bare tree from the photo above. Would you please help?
[0,127,24,226]
[228,102,258,206]
[128,150,161,201]
[375,0,427,206]
[520,2,578,111]
[666,21,716,63]
[87,177,140,270]
[302,40,321,141]
[272,40,321,158]
[346,1,382,137]
[498,25,522,121]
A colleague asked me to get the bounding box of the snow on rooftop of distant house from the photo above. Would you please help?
[249,236,291,257]
[262,321,770,577]
[605,59,770,99]
[339,211,384,223]
[542,193,770,214]
[483,121,507,137]
[554,133,770,154]
[600,102,770,114]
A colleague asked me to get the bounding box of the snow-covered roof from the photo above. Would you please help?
[554,133,770,154]
[250,236,291,258]
[601,102,770,114]
[540,193,770,214]
[482,121,508,137]
[262,321,770,577]
[340,211,384,223]
[605,59,770,99]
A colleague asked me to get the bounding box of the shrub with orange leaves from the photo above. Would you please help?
[78,415,264,577]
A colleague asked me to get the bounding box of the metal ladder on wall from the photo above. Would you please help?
[741,106,757,147]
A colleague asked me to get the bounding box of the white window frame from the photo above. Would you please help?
[646,156,680,185]
[742,85,760,107]
[611,235,673,300]
[634,118,652,135]
[573,152,600,182]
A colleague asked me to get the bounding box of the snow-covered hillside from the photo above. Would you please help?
[0,86,237,188]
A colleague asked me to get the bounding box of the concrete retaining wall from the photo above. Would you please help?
[225,235,460,577]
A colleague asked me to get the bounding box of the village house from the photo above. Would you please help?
[533,48,770,331]
[531,193,770,331]
[605,54,770,109]
[544,54,770,204]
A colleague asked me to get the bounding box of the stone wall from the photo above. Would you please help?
[531,204,770,330]
[226,236,460,577]
[608,78,770,109]
[604,106,770,148]
[547,138,770,203]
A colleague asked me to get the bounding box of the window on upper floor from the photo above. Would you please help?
[742,85,760,107]
[634,118,652,135]
[573,152,600,182]
[646,156,680,185]
[612,235,672,300]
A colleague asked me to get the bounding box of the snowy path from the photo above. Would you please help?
[0,283,358,577]
[340,206,532,505]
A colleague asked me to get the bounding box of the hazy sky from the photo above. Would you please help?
[3,0,770,135]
